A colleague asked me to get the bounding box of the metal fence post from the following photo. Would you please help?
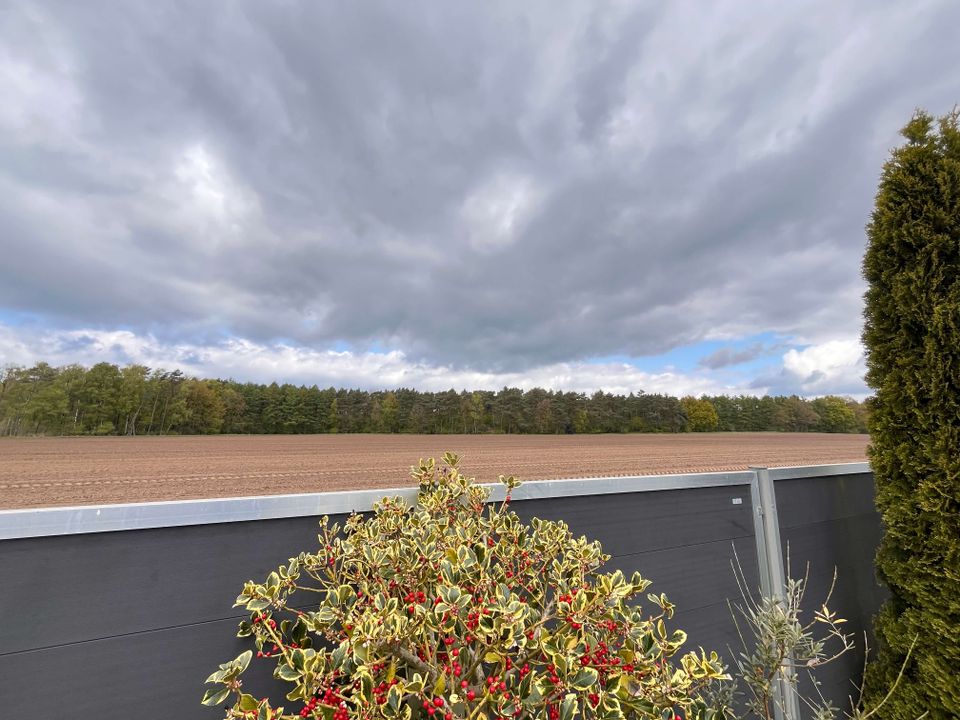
[750,466,802,720]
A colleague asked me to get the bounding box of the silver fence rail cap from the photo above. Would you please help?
[0,462,869,540]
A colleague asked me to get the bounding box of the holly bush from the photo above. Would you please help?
[203,453,729,720]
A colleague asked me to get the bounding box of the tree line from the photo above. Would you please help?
[0,362,868,437]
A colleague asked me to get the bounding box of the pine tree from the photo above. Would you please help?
[861,109,960,720]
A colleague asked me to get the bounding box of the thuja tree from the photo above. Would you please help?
[861,109,960,719]
[203,453,729,720]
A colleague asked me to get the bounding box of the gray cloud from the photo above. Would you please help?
[2,0,959,374]
[698,343,765,370]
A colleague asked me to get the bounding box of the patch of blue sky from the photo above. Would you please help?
[0,308,45,327]
[263,337,358,354]
[587,332,791,374]
[324,339,391,354]
[330,340,354,352]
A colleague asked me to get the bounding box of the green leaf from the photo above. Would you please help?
[521,677,543,705]
[292,648,306,671]
[277,664,301,681]
[560,693,579,720]
[387,684,403,711]
[239,694,260,711]
[201,687,230,707]
[597,696,626,720]
[331,641,348,668]
[235,650,253,673]
[405,673,425,694]
[571,667,599,690]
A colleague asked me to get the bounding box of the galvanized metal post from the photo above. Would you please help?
[750,466,802,720]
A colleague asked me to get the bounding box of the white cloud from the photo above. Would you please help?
[778,337,867,397]
[164,144,260,249]
[0,25,83,148]
[0,324,753,397]
[461,172,544,251]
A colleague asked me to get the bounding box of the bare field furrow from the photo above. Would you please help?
[0,433,869,509]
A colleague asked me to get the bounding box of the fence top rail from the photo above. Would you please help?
[0,462,869,540]
[766,462,870,481]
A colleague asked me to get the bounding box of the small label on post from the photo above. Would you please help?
[731,497,743,505]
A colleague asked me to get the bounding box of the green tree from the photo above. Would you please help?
[23,377,69,434]
[280,384,309,433]
[328,396,340,434]
[770,396,819,432]
[467,391,485,433]
[79,362,122,433]
[495,388,524,434]
[861,109,960,720]
[680,397,719,432]
[573,407,591,433]
[380,391,401,433]
[846,397,871,433]
[174,380,225,434]
[219,385,248,434]
[810,396,858,433]
[117,365,149,435]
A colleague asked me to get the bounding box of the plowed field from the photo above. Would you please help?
[0,433,869,509]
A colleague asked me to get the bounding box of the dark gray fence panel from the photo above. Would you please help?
[512,485,759,662]
[774,472,886,718]
[0,515,343,718]
[8,617,285,719]
[0,469,884,720]
[0,515,338,654]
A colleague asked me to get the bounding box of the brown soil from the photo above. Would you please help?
[0,433,869,510]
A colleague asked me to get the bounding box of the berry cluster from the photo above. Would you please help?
[420,697,451,719]
[370,677,400,706]
[251,614,277,629]
[439,638,464,678]
[298,688,339,718]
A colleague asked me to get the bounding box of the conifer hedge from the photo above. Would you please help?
[861,109,960,720]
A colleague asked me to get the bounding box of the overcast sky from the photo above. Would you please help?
[2,1,958,397]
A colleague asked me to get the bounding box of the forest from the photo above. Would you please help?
[0,362,868,437]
